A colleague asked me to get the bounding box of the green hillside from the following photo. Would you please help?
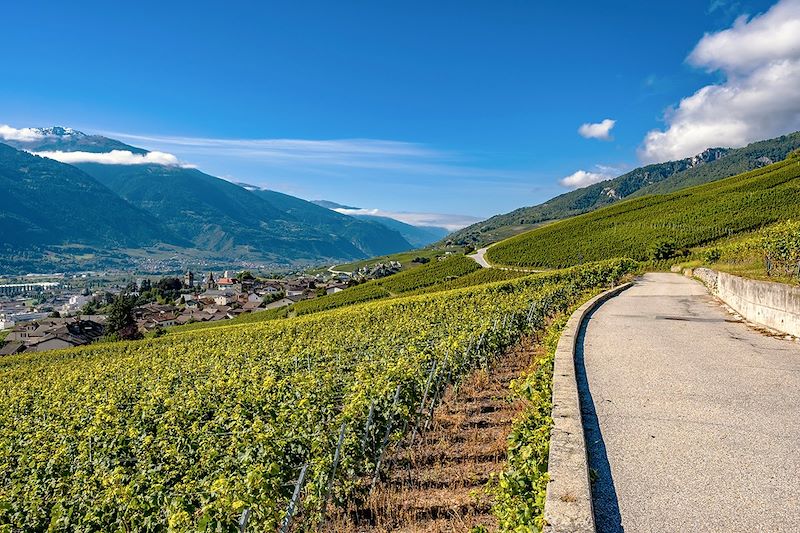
[0,129,416,271]
[252,190,414,254]
[77,164,412,262]
[0,144,181,272]
[486,154,800,268]
[449,131,800,246]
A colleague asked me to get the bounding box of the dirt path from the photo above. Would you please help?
[331,338,540,532]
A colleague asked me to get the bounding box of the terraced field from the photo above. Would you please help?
[0,259,637,531]
[487,156,800,269]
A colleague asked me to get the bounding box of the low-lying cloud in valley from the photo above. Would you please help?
[31,150,189,167]
[332,207,481,232]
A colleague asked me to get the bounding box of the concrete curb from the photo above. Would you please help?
[543,282,633,533]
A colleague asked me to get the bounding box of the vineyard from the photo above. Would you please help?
[486,157,800,268]
[0,259,636,531]
[171,255,482,333]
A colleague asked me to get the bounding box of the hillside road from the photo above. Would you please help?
[469,246,492,268]
[580,273,800,532]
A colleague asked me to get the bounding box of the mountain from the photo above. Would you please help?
[0,128,416,272]
[349,215,448,248]
[0,143,171,249]
[447,131,800,246]
[5,127,146,154]
[311,200,360,210]
[485,152,800,269]
[312,200,450,247]
[250,189,413,254]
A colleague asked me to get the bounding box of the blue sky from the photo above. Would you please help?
[3,0,796,226]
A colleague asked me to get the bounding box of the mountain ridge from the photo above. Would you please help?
[0,129,417,273]
[446,131,800,246]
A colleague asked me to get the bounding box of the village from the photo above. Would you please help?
[0,263,401,355]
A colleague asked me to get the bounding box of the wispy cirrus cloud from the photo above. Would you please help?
[99,130,527,182]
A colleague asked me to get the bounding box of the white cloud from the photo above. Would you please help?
[332,207,481,231]
[0,125,45,142]
[31,149,189,167]
[559,169,613,189]
[578,119,616,140]
[640,0,800,162]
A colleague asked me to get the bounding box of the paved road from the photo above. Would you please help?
[579,272,800,532]
[469,246,492,268]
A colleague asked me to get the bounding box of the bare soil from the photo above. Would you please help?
[329,337,539,532]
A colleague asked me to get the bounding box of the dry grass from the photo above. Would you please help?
[327,337,541,532]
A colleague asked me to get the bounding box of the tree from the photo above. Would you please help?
[237,270,255,282]
[81,300,98,315]
[156,277,182,293]
[106,294,138,339]
[649,240,678,261]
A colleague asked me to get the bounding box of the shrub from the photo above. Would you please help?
[762,220,800,278]
[649,240,678,261]
[703,248,722,264]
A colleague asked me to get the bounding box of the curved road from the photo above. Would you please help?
[470,246,492,268]
[580,273,800,532]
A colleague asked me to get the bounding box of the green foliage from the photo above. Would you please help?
[0,259,637,531]
[703,248,722,264]
[487,158,800,268]
[292,282,391,316]
[288,256,479,317]
[409,267,530,294]
[762,220,800,278]
[490,314,568,531]
[649,240,678,261]
[105,293,137,338]
[379,255,480,294]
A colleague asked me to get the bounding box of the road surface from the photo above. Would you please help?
[469,246,492,268]
[579,273,800,532]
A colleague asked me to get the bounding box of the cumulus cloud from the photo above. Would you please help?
[332,207,481,231]
[32,149,189,167]
[578,119,616,140]
[640,0,800,162]
[558,169,613,189]
[0,125,45,142]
